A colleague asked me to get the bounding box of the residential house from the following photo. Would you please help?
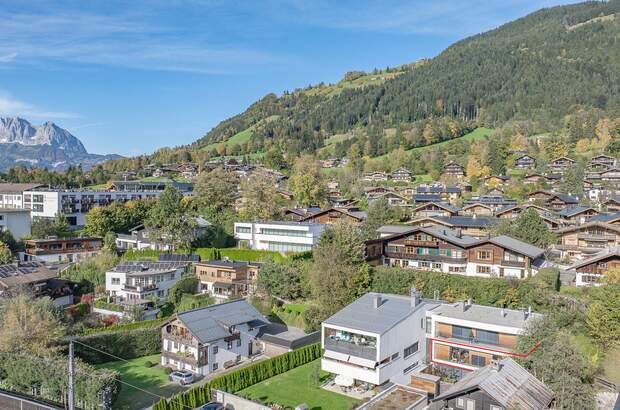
[558,205,599,225]
[234,221,325,253]
[392,168,413,182]
[590,154,617,169]
[544,193,580,211]
[368,191,410,207]
[462,196,517,211]
[371,226,546,279]
[364,186,392,198]
[442,162,465,178]
[430,358,554,409]
[105,260,188,302]
[0,183,43,209]
[413,194,444,204]
[604,196,620,212]
[406,216,493,238]
[362,172,390,182]
[549,156,575,174]
[416,186,463,202]
[0,262,77,307]
[320,158,340,168]
[514,154,537,169]
[299,207,367,224]
[460,203,494,217]
[527,190,554,202]
[22,237,102,263]
[567,247,620,286]
[554,222,620,260]
[484,175,510,187]
[494,204,562,229]
[523,173,561,185]
[412,202,460,219]
[116,218,211,251]
[0,208,31,239]
[426,301,543,378]
[161,299,270,375]
[600,167,620,184]
[283,207,322,222]
[486,187,504,197]
[588,212,620,226]
[195,259,262,299]
[321,289,441,387]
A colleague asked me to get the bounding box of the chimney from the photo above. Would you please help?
[456,228,462,238]
[500,306,506,317]
[410,286,421,308]
[373,295,382,309]
[461,300,467,312]
[467,297,472,309]
[472,213,477,219]
[490,359,502,371]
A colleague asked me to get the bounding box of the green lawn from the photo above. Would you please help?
[239,361,359,410]
[201,115,279,153]
[96,354,187,410]
[284,303,310,314]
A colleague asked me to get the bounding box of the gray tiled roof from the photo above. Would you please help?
[428,301,542,330]
[176,299,269,344]
[558,205,594,217]
[587,212,620,223]
[422,225,480,246]
[567,247,620,270]
[433,358,554,409]
[323,292,439,335]
[433,215,493,228]
[487,235,545,259]
[377,224,416,235]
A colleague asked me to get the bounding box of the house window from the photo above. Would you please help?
[477,265,491,274]
[466,399,475,410]
[391,352,399,360]
[452,325,473,340]
[111,277,120,285]
[419,261,430,268]
[237,339,242,347]
[425,318,432,334]
[477,250,492,260]
[212,345,218,355]
[432,262,442,270]
[490,406,503,410]
[471,355,486,367]
[476,329,499,346]
[456,397,464,408]
[227,341,232,349]
[403,361,418,374]
[212,363,218,371]
[404,342,419,358]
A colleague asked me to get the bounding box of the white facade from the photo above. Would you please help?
[105,266,185,302]
[0,209,31,239]
[387,257,534,280]
[321,294,436,387]
[234,221,325,253]
[0,193,26,209]
[23,189,164,227]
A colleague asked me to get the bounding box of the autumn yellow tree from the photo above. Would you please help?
[575,138,591,155]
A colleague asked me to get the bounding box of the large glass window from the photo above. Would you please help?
[404,342,419,358]
[452,325,473,340]
[323,327,377,360]
[476,329,500,346]
[236,226,251,233]
[260,228,307,237]
[265,241,312,253]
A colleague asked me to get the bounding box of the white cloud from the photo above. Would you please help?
[0,91,79,120]
[0,53,17,63]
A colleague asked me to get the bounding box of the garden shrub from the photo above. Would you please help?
[73,327,162,364]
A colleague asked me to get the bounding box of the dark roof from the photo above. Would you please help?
[197,259,262,269]
[486,235,545,259]
[558,205,596,217]
[158,253,200,262]
[0,262,58,289]
[175,299,269,344]
[587,212,620,223]
[0,183,44,193]
[413,194,442,202]
[432,358,554,409]
[548,193,579,204]
[416,186,462,194]
[568,247,620,270]
[433,215,493,228]
[413,202,460,213]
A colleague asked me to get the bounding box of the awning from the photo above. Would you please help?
[323,350,350,362]
[347,355,376,368]
[334,374,354,387]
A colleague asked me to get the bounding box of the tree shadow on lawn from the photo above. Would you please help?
[109,366,188,410]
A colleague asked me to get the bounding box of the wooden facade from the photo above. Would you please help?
[300,208,364,224]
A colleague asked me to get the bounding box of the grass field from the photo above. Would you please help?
[201,115,279,153]
[96,354,186,410]
[370,127,493,162]
[602,347,620,385]
[239,361,359,410]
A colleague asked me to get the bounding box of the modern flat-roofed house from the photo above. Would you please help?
[321,289,440,387]
[0,262,77,307]
[195,259,262,300]
[549,156,575,174]
[442,161,465,178]
[554,222,620,261]
[0,183,43,209]
[426,301,542,378]
[514,154,537,169]
[234,221,325,253]
[567,247,620,287]
[22,236,102,263]
[0,208,31,239]
[105,260,188,302]
[161,299,269,375]
[430,358,554,409]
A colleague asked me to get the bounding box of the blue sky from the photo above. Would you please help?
[0,0,577,156]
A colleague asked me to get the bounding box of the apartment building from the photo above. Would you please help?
[233,221,325,253]
[321,289,440,387]
[366,226,546,279]
[195,259,261,300]
[161,299,269,375]
[23,188,164,226]
[0,183,42,209]
[426,301,542,379]
[0,208,31,239]
[22,236,102,263]
[105,260,188,302]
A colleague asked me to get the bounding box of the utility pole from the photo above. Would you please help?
[68,339,75,410]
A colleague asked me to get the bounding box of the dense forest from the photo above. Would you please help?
[96,0,620,171]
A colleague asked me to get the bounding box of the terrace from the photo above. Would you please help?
[324,328,377,361]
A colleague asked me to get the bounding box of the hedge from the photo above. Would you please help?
[152,343,321,410]
[94,299,124,312]
[74,327,162,364]
[82,317,168,336]
[196,247,288,263]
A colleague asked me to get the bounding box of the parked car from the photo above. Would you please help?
[200,402,224,410]
[169,370,194,385]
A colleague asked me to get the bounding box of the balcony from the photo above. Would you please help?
[324,336,377,361]
[385,251,467,264]
[501,259,526,268]
[163,328,196,347]
[122,283,158,293]
[161,350,206,367]
[577,233,615,241]
[403,239,440,247]
[434,329,516,351]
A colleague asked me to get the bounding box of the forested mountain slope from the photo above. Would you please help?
[99,0,620,171]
